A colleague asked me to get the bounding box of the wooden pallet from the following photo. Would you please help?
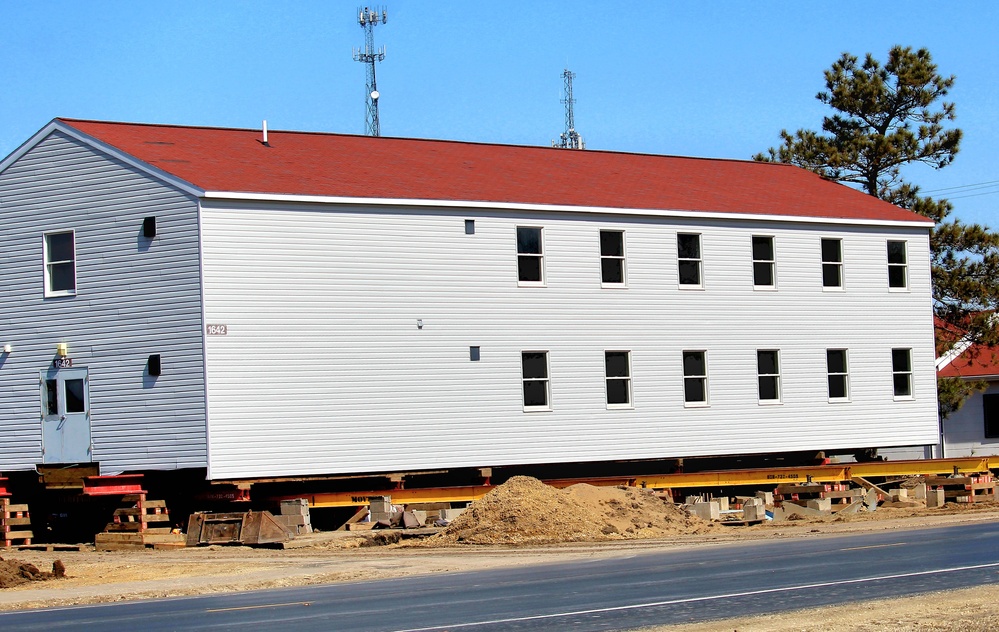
[94,494,185,550]
[1,498,33,548]
[925,474,996,504]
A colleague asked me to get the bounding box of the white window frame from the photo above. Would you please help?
[516,226,545,287]
[677,232,702,289]
[887,240,908,291]
[682,350,709,407]
[605,350,633,409]
[599,229,627,287]
[826,348,850,402]
[43,230,77,297]
[821,238,844,290]
[757,349,782,404]
[752,235,776,289]
[522,350,551,411]
[892,347,913,400]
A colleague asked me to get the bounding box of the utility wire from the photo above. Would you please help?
[922,179,999,194]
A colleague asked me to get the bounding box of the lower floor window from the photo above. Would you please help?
[892,348,912,398]
[605,351,632,406]
[757,349,781,402]
[682,350,708,405]
[826,349,849,400]
[522,351,550,409]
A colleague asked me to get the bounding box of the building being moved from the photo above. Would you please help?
[0,119,940,483]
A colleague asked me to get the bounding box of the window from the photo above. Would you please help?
[469,346,480,361]
[984,394,999,439]
[887,240,908,289]
[517,227,544,284]
[44,231,76,296]
[465,219,475,235]
[605,351,632,407]
[821,238,843,288]
[677,233,702,287]
[752,236,775,287]
[892,348,912,398]
[522,351,550,409]
[826,349,849,400]
[600,230,626,285]
[757,350,781,403]
[682,351,708,406]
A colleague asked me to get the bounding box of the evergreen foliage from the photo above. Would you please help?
[756,46,999,418]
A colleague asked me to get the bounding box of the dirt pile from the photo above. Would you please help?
[0,557,65,589]
[422,476,715,546]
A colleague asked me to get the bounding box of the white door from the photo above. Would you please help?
[40,367,92,464]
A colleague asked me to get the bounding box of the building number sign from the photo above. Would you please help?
[206,324,228,336]
[52,357,73,369]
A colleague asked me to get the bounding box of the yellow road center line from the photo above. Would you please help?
[840,542,907,552]
[207,602,311,613]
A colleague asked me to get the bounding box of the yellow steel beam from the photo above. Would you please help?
[292,457,991,508]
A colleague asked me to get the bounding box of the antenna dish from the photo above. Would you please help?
[370,90,380,100]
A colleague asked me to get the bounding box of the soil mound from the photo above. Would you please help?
[423,476,714,546]
[0,557,66,589]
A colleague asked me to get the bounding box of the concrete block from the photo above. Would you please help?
[690,501,720,521]
[909,483,927,500]
[755,491,774,506]
[926,488,945,508]
[805,498,832,512]
[685,495,703,505]
[410,510,428,526]
[715,497,730,512]
[743,498,766,521]
[440,507,466,521]
[280,499,310,515]
[889,488,908,502]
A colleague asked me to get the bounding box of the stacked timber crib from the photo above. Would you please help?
[85,475,186,551]
[1,477,33,547]
[926,472,996,504]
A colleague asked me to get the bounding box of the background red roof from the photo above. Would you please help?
[60,119,931,224]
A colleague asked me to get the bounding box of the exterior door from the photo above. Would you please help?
[40,367,92,463]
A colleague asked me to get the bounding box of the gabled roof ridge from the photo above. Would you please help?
[55,117,795,168]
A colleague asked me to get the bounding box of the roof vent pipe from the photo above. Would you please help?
[262,120,269,146]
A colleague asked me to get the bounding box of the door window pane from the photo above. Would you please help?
[44,379,59,416]
[65,379,86,413]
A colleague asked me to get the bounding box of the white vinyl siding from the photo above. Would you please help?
[198,203,938,479]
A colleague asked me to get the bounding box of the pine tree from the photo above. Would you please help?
[756,46,999,418]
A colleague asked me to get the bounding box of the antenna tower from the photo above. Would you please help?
[353,7,387,136]
[552,68,584,150]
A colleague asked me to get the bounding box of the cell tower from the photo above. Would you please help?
[552,68,584,150]
[352,7,387,137]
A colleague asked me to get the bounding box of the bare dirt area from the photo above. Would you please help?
[1,477,998,630]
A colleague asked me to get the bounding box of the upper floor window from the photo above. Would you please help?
[682,350,708,406]
[605,351,633,408]
[600,230,626,285]
[984,394,999,439]
[757,349,781,403]
[892,348,913,398]
[821,238,843,289]
[522,351,551,410]
[826,349,850,401]
[677,233,702,287]
[44,230,76,297]
[887,240,908,290]
[517,227,544,285]
[752,235,776,288]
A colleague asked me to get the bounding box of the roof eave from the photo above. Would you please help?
[202,191,935,228]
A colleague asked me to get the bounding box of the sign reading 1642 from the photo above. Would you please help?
[206,324,228,336]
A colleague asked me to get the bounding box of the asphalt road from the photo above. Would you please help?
[4,522,999,631]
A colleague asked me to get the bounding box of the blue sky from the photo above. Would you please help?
[2,2,996,226]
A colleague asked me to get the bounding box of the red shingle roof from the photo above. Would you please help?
[58,119,931,224]
[940,344,999,379]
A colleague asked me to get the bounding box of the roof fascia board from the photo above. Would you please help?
[0,119,204,198]
[203,191,934,229]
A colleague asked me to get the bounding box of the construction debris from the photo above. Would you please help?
[420,476,713,546]
[0,556,65,589]
[186,511,293,547]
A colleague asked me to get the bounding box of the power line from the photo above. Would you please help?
[922,179,999,194]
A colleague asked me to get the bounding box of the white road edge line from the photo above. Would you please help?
[393,562,999,632]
